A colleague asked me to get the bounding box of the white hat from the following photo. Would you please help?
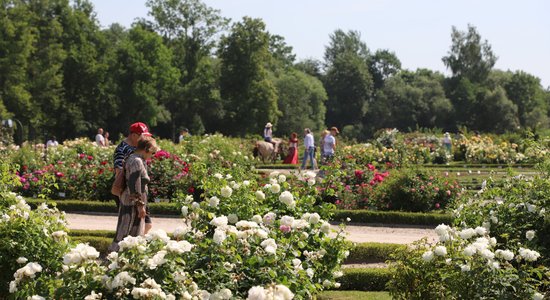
[265,122,273,128]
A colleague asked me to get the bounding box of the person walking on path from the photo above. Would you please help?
[301,128,316,170]
[283,132,299,164]
[113,122,153,233]
[322,127,339,163]
[95,128,106,146]
[109,136,160,252]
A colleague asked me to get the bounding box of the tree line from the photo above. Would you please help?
[1,0,549,143]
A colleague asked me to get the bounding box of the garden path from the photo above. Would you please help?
[65,213,437,244]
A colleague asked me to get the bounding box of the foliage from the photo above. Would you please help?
[339,268,392,291]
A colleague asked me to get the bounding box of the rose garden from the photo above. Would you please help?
[0,130,548,299]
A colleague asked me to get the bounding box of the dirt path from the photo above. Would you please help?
[66,213,437,244]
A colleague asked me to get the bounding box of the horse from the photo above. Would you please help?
[253,138,286,163]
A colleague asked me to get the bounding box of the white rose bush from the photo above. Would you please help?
[388,173,550,299]
[1,163,349,299]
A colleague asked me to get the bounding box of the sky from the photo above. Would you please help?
[91,0,550,87]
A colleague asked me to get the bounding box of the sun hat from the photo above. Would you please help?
[265,122,273,128]
[130,122,152,136]
[330,126,339,134]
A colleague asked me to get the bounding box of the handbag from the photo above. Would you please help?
[111,160,127,197]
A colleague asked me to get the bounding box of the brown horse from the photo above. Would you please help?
[253,138,285,163]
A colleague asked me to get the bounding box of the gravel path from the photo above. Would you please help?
[66,213,437,244]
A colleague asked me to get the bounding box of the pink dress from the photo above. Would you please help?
[284,139,299,164]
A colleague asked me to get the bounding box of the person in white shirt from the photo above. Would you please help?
[322,127,339,162]
[95,128,105,146]
[300,128,316,170]
[178,128,190,143]
[46,136,59,148]
[442,132,452,152]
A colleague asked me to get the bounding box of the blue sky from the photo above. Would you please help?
[92,0,550,87]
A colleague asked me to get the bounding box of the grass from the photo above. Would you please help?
[318,291,391,300]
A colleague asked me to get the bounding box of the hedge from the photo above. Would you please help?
[27,199,453,226]
[333,210,453,226]
[338,268,392,291]
[346,243,406,264]
[70,229,115,238]
[72,236,111,254]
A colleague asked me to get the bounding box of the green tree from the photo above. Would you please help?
[369,49,401,89]
[477,86,519,133]
[275,69,327,134]
[324,29,369,67]
[442,24,497,83]
[504,71,548,128]
[218,17,279,136]
[110,24,180,134]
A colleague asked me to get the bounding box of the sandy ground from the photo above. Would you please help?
[66,213,437,244]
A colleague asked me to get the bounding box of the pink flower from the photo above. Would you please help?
[55,172,64,178]
[446,190,451,196]
[435,203,440,209]
[279,225,291,233]
[367,164,375,171]
[79,153,85,159]
[23,183,30,190]
[19,177,27,183]
[87,155,93,161]
[434,187,440,192]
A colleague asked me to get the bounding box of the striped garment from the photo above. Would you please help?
[113,140,135,169]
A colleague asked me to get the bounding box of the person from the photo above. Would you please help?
[109,136,160,252]
[283,132,299,164]
[95,128,105,147]
[263,123,273,142]
[319,130,329,161]
[322,127,339,163]
[103,131,110,146]
[113,122,153,233]
[443,132,452,152]
[301,129,316,170]
[178,128,190,143]
[46,136,59,148]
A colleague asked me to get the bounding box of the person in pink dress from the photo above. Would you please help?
[283,132,299,164]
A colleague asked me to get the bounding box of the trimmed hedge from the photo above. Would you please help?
[72,236,111,254]
[70,229,115,238]
[26,199,181,215]
[28,199,452,226]
[333,210,453,226]
[346,243,406,264]
[339,268,392,291]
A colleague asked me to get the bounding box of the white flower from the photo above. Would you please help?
[145,229,170,242]
[270,183,281,194]
[519,248,540,262]
[185,195,194,203]
[278,174,287,183]
[279,191,295,207]
[118,236,147,251]
[191,202,200,209]
[334,282,341,288]
[84,291,102,300]
[172,226,189,238]
[110,271,136,289]
[459,228,476,239]
[435,224,449,237]
[269,171,280,178]
[181,206,189,216]
[252,215,263,224]
[263,212,276,225]
[490,261,500,269]
[209,196,220,208]
[255,190,266,200]
[495,249,514,261]
[213,173,223,179]
[165,240,194,253]
[460,264,471,272]
[526,230,535,241]
[273,285,294,300]
[213,229,227,244]
[463,245,476,256]
[307,178,316,186]
[28,296,45,300]
[306,268,314,278]
[16,257,28,264]
[320,221,331,234]
[475,226,487,236]
[63,243,100,265]
[210,216,228,227]
[434,246,447,256]
[247,286,266,300]
[333,270,343,278]
[225,174,232,179]
[242,180,250,186]
[228,214,239,224]
[422,251,434,262]
[323,280,332,288]
[480,249,495,260]
[260,238,278,254]
[280,216,295,226]
[221,186,233,198]
[491,216,498,224]
[533,292,544,300]
[51,230,67,239]
[147,250,167,269]
[308,213,321,224]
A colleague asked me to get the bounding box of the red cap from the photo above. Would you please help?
[129,122,151,136]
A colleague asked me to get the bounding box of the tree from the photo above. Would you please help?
[477,86,519,133]
[369,49,401,89]
[442,24,497,83]
[504,71,548,128]
[110,24,180,134]
[275,69,327,134]
[295,58,323,80]
[219,17,279,136]
[324,29,369,68]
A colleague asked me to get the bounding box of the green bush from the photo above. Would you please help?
[346,243,406,264]
[339,268,392,291]
[334,210,453,226]
[71,236,111,254]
